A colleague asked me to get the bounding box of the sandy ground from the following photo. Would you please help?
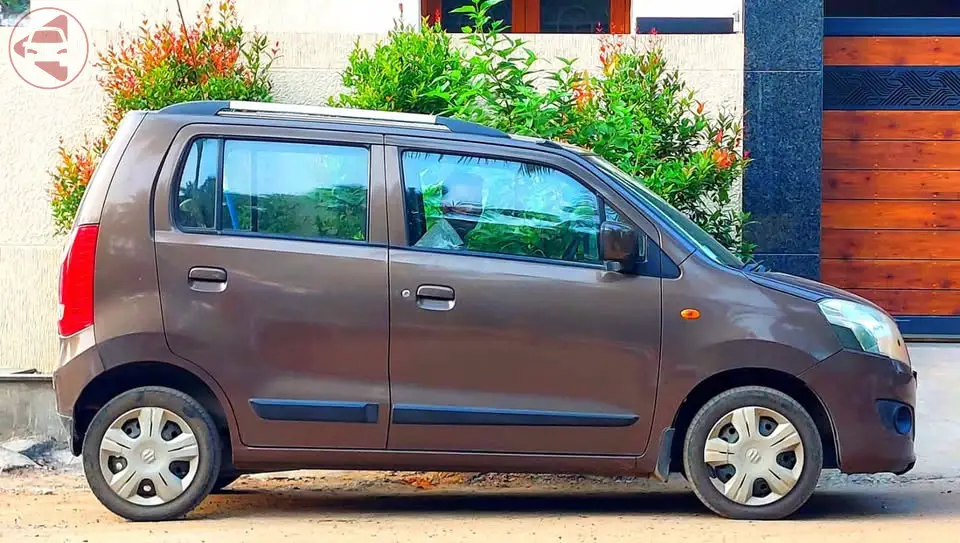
[0,470,958,543]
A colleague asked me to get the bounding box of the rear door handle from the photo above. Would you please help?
[415,284,455,311]
[188,266,227,292]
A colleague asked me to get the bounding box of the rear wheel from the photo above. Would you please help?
[82,386,222,521]
[682,386,823,520]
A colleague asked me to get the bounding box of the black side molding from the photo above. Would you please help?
[249,399,378,423]
[392,404,638,427]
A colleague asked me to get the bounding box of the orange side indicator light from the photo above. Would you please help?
[680,308,701,320]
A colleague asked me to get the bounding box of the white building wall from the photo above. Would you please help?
[0,1,743,373]
[33,0,411,33]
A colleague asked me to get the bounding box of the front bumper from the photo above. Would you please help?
[801,349,917,475]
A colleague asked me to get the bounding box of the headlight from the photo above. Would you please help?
[818,299,910,365]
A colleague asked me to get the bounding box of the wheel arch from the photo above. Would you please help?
[668,367,839,473]
[72,360,236,461]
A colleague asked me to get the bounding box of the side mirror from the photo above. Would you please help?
[600,221,641,273]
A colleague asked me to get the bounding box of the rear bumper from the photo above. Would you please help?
[801,349,916,475]
[52,327,104,455]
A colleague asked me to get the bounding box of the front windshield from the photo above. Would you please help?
[585,155,744,268]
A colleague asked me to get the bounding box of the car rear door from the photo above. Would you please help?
[153,124,390,449]
[383,137,663,456]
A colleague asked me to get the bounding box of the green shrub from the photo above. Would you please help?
[564,39,750,255]
[330,18,471,114]
[335,0,753,259]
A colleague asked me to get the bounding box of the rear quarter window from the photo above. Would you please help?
[176,139,219,230]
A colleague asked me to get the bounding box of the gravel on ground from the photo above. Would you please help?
[1,468,958,543]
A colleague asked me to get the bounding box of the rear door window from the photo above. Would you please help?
[174,138,370,242]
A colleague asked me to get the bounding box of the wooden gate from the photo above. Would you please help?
[823,11,960,337]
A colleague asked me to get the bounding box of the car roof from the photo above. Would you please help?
[152,100,584,156]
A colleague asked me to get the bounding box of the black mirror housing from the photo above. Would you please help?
[600,221,640,273]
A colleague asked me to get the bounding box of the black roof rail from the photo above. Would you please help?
[158,100,509,138]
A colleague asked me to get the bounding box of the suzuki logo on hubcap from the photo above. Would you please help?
[746,448,762,464]
[141,449,156,464]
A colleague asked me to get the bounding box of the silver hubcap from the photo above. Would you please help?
[99,407,200,506]
[703,406,804,506]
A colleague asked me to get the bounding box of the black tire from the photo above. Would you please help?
[682,386,823,520]
[211,473,241,493]
[82,386,222,522]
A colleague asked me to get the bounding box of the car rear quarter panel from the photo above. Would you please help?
[73,113,146,227]
[90,114,241,443]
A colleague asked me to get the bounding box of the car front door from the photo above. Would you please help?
[154,124,390,449]
[384,138,662,456]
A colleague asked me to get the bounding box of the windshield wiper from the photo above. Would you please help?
[742,261,767,273]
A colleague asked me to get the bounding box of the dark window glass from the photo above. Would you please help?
[826,0,960,17]
[441,0,513,32]
[604,202,622,223]
[402,151,601,263]
[220,140,369,241]
[541,0,610,33]
[176,138,219,230]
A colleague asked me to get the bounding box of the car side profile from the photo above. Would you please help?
[53,101,917,522]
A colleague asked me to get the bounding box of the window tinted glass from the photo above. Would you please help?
[604,202,622,223]
[176,138,219,230]
[541,0,610,33]
[441,0,512,32]
[402,151,600,263]
[221,140,369,241]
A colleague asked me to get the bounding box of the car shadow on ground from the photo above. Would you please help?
[192,484,958,521]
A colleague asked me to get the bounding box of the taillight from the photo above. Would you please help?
[58,224,99,336]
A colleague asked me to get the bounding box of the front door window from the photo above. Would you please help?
[401,151,601,264]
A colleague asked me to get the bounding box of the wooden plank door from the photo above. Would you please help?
[823,15,960,336]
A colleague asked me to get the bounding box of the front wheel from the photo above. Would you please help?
[82,386,222,521]
[682,386,823,520]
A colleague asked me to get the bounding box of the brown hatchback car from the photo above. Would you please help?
[53,101,917,522]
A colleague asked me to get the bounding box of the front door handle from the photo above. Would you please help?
[415,284,455,311]
[188,266,227,292]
